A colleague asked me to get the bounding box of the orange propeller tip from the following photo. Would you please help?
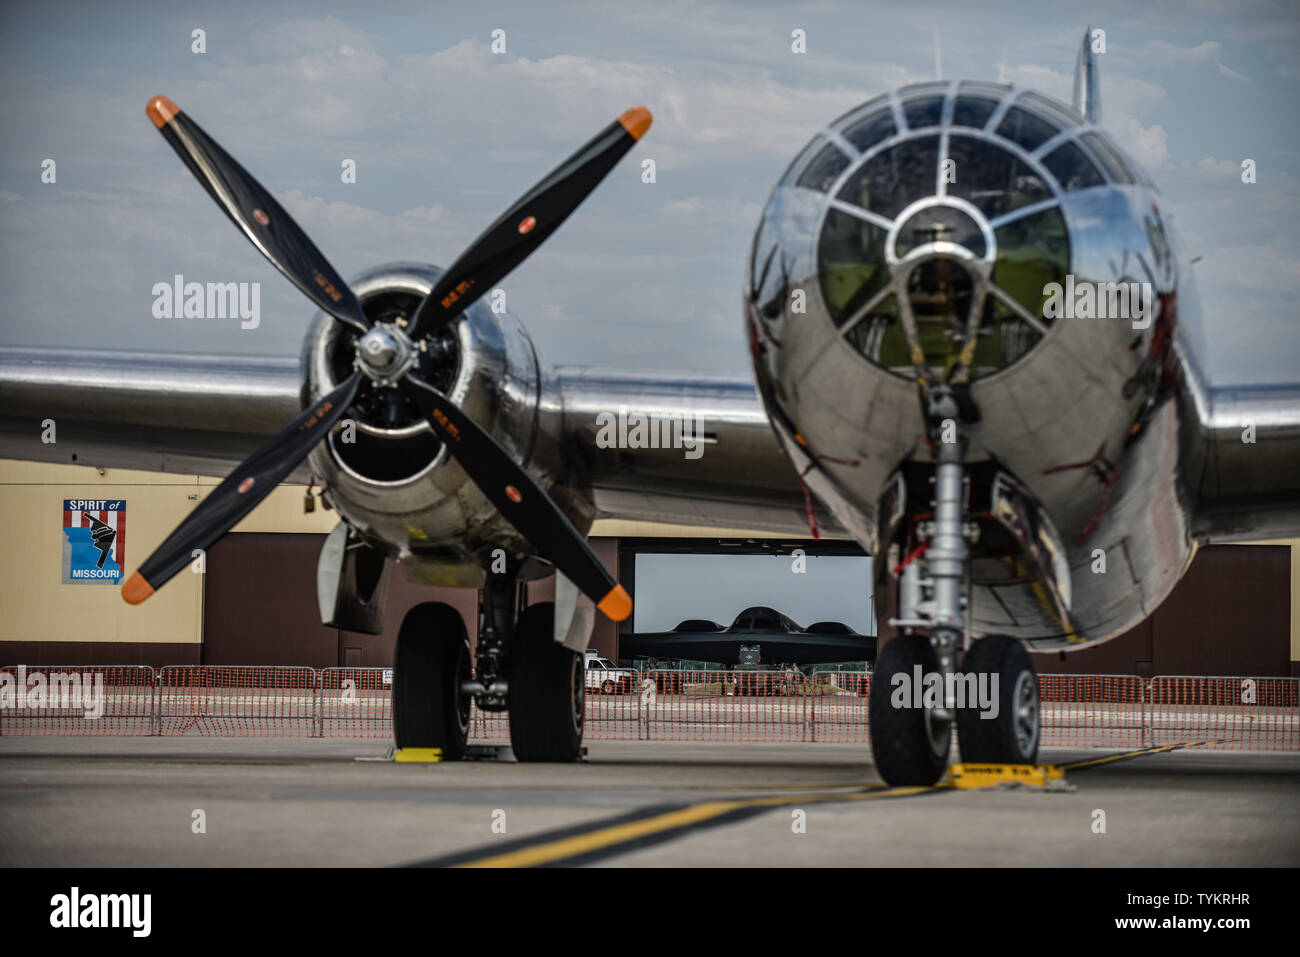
[597,584,633,622]
[122,571,155,605]
[618,106,652,141]
[146,95,180,129]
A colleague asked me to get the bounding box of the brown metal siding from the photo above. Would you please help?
[0,641,200,667]
[202,532,480,669]
[201,533,337,666]
[1152,545,1289,676]
[1033,545,1290,676]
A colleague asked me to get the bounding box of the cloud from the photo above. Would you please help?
[663,198,703,215]
[0,2,1295,386]
[1116,117,1169,168]
[1144,40,1249,81]
[660,196,762,226]
[279,190,385,229]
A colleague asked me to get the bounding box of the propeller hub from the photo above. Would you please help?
[355,322,417,387]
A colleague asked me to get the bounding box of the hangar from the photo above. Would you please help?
[2,459,1296,678]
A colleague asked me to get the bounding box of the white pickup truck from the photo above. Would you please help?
[583,652,638,695]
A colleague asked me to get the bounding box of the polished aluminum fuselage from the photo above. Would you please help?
[743,84,1300,648]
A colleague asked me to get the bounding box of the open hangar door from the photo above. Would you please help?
[615,537,876,665]
[200,535,1291,675]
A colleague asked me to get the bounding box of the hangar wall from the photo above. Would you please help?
[1,460,1297,675]
[0,461,626,668]
[198,532,620,668]
[1029,543,1295,677]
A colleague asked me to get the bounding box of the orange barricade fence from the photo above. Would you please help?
[639,669,871,743]
[2,665,1297,751]
[1038,674,1147,750]
[1147,676,1299,751]
[0,665,156,736]
[157,665,318,737]
[470,706,510,741]
[320,667,392,739]
[315,667,513,740]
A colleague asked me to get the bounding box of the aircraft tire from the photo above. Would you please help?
[956,635,1040,765]
[509,603,584,762]
[868,634,951,786]
[392,602,471,760]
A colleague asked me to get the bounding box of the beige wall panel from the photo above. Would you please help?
[0,461,332,648]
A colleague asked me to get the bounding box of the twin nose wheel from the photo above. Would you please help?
[868,633,1041,787]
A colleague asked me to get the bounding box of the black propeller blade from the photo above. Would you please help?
[402,374,631,621]
[406,106,651,339]
[123,373,362,604]
[146,96,370,334]
[127,97,645,623]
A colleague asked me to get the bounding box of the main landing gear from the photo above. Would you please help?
[868,410,1041,786]
[392,568,585,762]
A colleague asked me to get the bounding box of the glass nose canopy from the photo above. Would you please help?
[895,206,986,259]
[816,130,1071,381]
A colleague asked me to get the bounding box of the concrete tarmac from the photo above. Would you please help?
[1,737,1296,866]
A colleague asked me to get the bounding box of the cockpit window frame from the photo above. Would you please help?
[1017,91,1082,130]
[840,107,898,155]
[901,95,946,131]
[780,134,831,187]
[1079,131,1136,185]
[1041,139,1105,193]
[803,83,1095,385]
[996,105,1061,153]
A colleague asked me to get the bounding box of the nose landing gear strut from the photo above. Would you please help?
[868,397,1041,786]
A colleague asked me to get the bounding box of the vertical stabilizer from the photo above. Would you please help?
[1072,26,1100,123]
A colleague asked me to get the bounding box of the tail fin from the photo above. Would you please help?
[1072,26,1100,123]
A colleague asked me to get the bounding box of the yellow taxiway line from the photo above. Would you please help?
[441,740,1213,867]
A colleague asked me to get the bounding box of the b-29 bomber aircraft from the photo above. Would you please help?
[2,29,1297,784]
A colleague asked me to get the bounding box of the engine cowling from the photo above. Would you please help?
[300,263,570,586]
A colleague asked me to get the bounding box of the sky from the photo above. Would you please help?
[0,0,1297,385]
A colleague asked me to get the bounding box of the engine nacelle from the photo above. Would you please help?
[301,263,575,587]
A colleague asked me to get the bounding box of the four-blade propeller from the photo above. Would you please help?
[123,95,646,622]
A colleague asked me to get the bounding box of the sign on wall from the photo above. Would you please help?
[62,500,126,585]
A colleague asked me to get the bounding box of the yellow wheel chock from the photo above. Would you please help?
[394,747,444,763]
[947,762,1066,789]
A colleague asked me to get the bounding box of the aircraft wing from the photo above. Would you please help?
[4,341,1297,547]
[1177,337,1300,543]
[0,347,306,480]
[0,346,840,536]
[549,367,842,536]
